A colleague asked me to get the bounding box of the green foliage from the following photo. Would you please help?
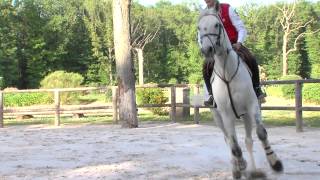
[306,29,320,78]
[40,71,83,88]
[40,71,84,104]
[0,77,4,90]
[105,90,113,102]
[303,83,320,104]
[0,0,320,89]
[279,75,302,99]
[76,91,108,104]
[168,78,177,84]
[136,88,169,115]
[4,93,53,107]
[265,85,283,97]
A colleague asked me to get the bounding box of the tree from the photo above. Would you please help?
[112,0,138,128]
[131,17,159,85]
[0,1,19,87]
[275,0,319,76]
[304,1,320,78]
[84,0,115,85]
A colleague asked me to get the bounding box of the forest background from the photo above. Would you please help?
[0,0,319,89]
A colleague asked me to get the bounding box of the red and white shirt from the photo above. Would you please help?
[219,3,247,44]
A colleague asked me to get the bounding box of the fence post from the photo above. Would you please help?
[194,106,200,124]
[183,87,190,119]
[54,90,60,126]
[0,91,3,128]
[170,86,176,123]
[295,81,303,132]
[112,86,118,124]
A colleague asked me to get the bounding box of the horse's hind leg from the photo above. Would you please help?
[255,112,284,172]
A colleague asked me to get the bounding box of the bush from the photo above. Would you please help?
[40,71,84,104]
[303,83,320,104]
[40,71,83,88]
[136,87,169,115]
[280,75,302,99]
[4,93,53,107]
[105,90,113,102]
[168,78,177,84]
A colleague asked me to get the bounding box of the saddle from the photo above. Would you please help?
[233,45,255,76]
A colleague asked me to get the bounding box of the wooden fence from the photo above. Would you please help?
[191,79,320,132]
[0,79,319,132]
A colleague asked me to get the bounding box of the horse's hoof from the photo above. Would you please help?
[246,170,267,179]
[239,159,247,171]
[232,170,241,179]
[232,158,247,171]
[271,160,284,172]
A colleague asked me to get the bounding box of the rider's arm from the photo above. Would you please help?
[228,7,247,44]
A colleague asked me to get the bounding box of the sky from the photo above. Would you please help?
[137,0,318,8]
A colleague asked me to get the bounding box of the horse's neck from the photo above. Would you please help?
[213,41,239,81]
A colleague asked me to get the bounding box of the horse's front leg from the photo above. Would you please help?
[242,114,256,171]
[220,113,247,179]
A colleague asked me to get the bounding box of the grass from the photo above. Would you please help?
[262,110,320,127]
[3,110,320,127]
[4,116,113,126]
[3,111,171,127]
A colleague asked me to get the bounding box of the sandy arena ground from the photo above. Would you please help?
[0,122,319,180]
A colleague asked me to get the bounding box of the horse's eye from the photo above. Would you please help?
[204,27,207,31]
[215,23,219,28]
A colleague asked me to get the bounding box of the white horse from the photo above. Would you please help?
[198,9,283,179]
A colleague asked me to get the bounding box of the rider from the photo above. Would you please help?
[201,0,266,106]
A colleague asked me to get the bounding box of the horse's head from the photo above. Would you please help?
[198,9,228,58]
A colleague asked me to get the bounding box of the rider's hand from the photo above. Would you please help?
[232,42,242,51]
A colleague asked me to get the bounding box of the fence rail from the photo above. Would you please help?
[0,79,319,132]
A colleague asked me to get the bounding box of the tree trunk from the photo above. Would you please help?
[108,47,114,85]
[112,0,138,128]
[17,31,28,89]
[136,48,144,85]
[283,33,288,76]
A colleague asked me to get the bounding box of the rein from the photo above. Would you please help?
[210,51,242,119]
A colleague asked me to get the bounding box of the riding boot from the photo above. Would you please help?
[202,62,216,107]
[249,60,267,104]
[250,57,267,101]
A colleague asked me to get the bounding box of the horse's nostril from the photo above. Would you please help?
[201,47,214,56]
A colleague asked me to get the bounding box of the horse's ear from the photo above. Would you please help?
[198,7,206,19]
[199,6,204,14]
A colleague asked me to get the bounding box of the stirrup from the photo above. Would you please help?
[204,96,213,106]
[204,96,217,107]
[255,87,267,103]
